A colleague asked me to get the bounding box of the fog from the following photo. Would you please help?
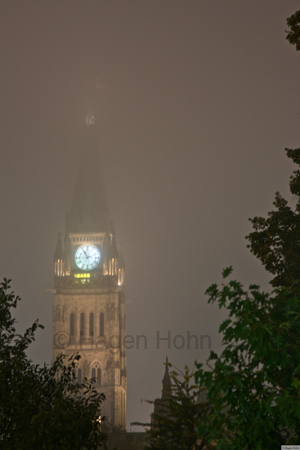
[1,1,300,429]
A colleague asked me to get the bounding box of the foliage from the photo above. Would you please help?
[195,267,300,448]
[286,9,300,51]
[132,363,208,450]
[0,279,106,450]
[247,148,300,288]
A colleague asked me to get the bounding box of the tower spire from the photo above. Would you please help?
[54,233,64,261]
[67,124,109,234]
[54,233,64,276]
[161,357,172,399]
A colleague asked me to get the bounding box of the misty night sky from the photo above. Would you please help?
[1,1,300,430]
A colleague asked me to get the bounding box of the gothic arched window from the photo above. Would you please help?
[70,313,75,337]
[80,312,84,337]
[89,312,94,337]
[92,363,101,385]
[97,368,101,385]
[100,312,104,337]
[55,305,61,322]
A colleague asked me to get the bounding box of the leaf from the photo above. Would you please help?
[222,266,233,279]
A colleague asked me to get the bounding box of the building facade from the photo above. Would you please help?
[52,122,126,428]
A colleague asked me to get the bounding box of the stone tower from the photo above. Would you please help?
[52,121,126,428]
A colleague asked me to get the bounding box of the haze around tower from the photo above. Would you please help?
[1,1,300,429]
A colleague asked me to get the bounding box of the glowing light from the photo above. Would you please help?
[86,115,94,125]
[74,273,90,278]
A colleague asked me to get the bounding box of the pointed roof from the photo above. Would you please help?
[68,124,110,233]
[109,233,119,259]
[54,233,64,261]
[161,357,172,399]
[118,245,125,269]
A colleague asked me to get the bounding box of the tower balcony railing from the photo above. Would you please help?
[79,336,94,346]
[54,274,119,290]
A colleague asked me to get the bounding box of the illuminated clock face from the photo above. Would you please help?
[75,245,100,270]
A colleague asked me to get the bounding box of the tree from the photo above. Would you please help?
[195,268,300,449]
[247,148,300,289]
[132,362,208,450]
[0,279,106,450]
[286,10,300,51]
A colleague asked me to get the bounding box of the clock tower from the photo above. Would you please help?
[52,121,126,428]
